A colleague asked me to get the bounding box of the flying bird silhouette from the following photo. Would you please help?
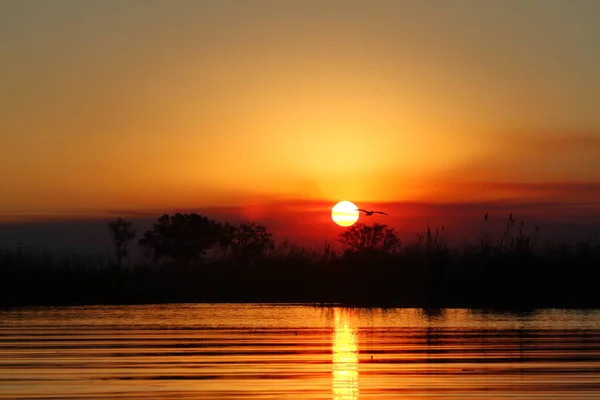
[356,209,388,216]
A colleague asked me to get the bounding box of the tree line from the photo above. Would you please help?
[108,213,400,268]
[2,212,599,307]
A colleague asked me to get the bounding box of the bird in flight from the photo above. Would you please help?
[356,209,388,216]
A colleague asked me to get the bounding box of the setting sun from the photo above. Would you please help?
[332,201,359,227]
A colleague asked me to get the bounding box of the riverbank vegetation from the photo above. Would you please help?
[1,213,599,308]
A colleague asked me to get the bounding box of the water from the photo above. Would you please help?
[2,305,600,399]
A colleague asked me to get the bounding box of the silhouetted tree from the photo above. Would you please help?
[138,213,219,266]
[214,222,236,261]
[230,222,275,264]
[339,223,400,254]
[108,218,136,269]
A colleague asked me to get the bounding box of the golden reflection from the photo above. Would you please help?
[332,308,359,399]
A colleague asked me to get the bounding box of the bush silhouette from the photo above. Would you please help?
[339,223,400,254]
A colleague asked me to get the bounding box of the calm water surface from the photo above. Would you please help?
[2,304,600,399]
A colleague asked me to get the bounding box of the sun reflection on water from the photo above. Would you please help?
[332,308,359,400]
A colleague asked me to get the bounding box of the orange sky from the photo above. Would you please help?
[1,0,600,243]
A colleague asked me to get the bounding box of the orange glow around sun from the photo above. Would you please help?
[332,201,359,227]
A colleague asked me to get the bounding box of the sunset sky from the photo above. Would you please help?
[1,0,600,247]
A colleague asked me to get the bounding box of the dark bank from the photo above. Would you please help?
[2,213,599,309]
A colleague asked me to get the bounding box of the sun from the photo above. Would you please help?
[331,200,359,227]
